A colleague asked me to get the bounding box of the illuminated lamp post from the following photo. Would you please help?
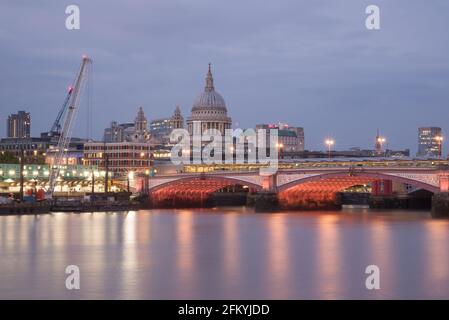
[377,137,386,157]
[19,147,24,202]
[127,171,134,193]
[276,143,284,159]
[104,152,109,194]
[325,139,335,159]
[91,169,95,195]
[435,136,443,159]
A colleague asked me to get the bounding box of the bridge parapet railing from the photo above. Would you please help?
[178,160,449,173]
[436,164,449,171]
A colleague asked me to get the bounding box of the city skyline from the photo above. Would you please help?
[2,1,449,303]
[1,1,449,154]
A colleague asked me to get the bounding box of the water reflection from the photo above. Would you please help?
[175,211,195,298]
[0,209,448,299]
[424,221,449,296]
[316,214,342,299]
[222,213,240,294]
[266,214,291,298]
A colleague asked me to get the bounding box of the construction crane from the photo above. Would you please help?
[47,86,73,137]
[40,86,74,140]
[47,55,92,198]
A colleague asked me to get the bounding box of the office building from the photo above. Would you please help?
[7,111,30,138]
[255,123,305,152]
[83,141,151,176]
[417,127,442,157]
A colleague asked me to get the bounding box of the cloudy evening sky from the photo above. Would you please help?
[1,0,449,154]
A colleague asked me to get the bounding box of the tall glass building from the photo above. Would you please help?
[417,127,442,157]
[7,111,30,138]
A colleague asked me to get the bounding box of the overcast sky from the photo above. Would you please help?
[1,0,448,153]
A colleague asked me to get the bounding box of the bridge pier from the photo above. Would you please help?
[252,172,280,213]
[431,193,449,218]
[430,172,449,218]
[253,191,279,213]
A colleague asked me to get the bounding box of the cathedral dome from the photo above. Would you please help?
[191,63,227,112]
[187,64,232,135]
[192,90,227,112]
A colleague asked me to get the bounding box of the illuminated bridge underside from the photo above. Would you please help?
[277,171,440,208]
[279,176,374,209]
[277,171,439,191]
[150,177,260,207]
[147,168,442,208]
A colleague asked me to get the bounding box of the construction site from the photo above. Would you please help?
[0,56,142,214]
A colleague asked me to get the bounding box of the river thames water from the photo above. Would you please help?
[0,207,448,299]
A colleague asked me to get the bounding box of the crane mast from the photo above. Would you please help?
[49,86,73,136]
[47,56,92,197]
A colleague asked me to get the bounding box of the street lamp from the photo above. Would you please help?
[325,139,334,159]
[127,171,134,193]
[32,170,39,195]
[276,143,284,159]
[377,137,386,156]
[377,137,386,146]
[435,136,443,159]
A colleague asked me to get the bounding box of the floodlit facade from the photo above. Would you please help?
[417,127,442,157]
[83,141,151,176]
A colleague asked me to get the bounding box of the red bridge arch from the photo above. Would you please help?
[278,171,439,210]
[278,172,439,193]
[149,175,263,208]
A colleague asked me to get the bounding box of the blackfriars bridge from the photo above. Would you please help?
[137,159,449,217]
